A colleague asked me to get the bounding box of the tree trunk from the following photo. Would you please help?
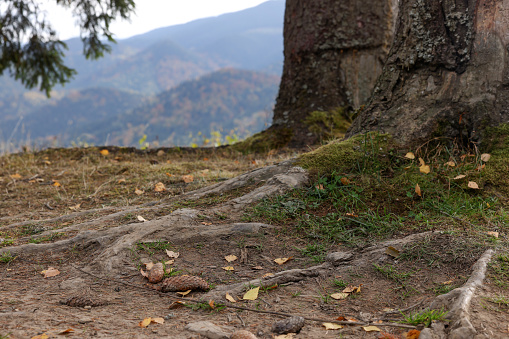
[348,0,509,145]
[271,0,398,147]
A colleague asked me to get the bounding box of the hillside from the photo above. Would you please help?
[67,69,280,147]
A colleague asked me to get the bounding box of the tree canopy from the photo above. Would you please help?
[0,0,135,96]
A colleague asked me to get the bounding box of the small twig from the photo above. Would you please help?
[70,264,417,330]
[259,297,272,308]
[236,313,246,327]
[44,202,54,210]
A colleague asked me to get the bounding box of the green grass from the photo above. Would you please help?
[0,251,15,264]
[331,279,349,289]
[136,240,174,255]
[296,244,327,263]
[400,308,448,327]
[28,233,64,244]
[489,254,509,288]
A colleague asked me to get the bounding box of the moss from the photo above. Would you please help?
[232,127,293,154]
[296,132,394,177]
[482,124,509,196]
[304,107,352,142]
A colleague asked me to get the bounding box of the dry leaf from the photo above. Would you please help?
[58,328,75,335]
[134,188,144,195]
[406,329,421,339]
[481,153,491,162]
[316,184,324,190]
[154,182,166,192]
[151,317,164,324]
[208,300,215,309]
[118,178,126,184]
[165,173,173,178]
[487,231,499,238]
[201,222,212,225]
[139,317,152,328]
[405,152,415,159]
[166,250,180,259]
[468,181,480,189]
[53,181,61,187]
[415,183,422,197]
[176,290,192,296]
[145,262,154,270]
[345,212,358,217]
[445,161,456,167]
[362,326,381,332]
[182,175,194,183]
[100,149,109,156]
[342,285,362,294]
[203,157,209,161]
[225,293,236,302]
[165,260,174,265]
[419,165,430,174]
[140,269,149,278]
[137,215,147,222]
[222,266,234,271]
[322,322,343,330]
[41,267,60,278]
[418,158,425,167]
[10,173,22,179]
[330,293,349,300]
[262,273,274,278]
[243,287,260,300]
[340,177,350,185]
[225,255,238,262]
[168,301,186,309]
[69,204,81,211]
[252,266,263,270]
[31,334,49,339]
[274,257,292,265]
[454,174,466,180]
[442,279,454,285]
[274,334,296,339]
[385,246,400,258]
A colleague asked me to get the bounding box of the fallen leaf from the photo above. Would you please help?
[165,260,174,265]
[145,262,155,270]
[487,231,499,238]
[41,267,60,278]
[140,269,148,278]
[225,293,236,302]
[322,322,343,330]
[385,246,400,258]
[274,334,296,339]
[340,177,350,185]
[415,183,422,197]
[137,215,147,222]
[252,266,263,270]
[166,250,180,259]
[69,204,81,211]
[419,165,430,174]
[168,301,186,309]
[53,181,61,187]
[58,328,75,335]
[468,181,479,189]
[262,273,274,278]
[225,255,238,262]
[418,157,426,166]
[476,164,486,171]
[330,293,349,300]
[165,173,173,178]
[454,174,466,180]
[208,300,215,309]
[342,285,362,294]
[10,173,22,179]
[243,287,260,300]
[316,184,324,190]
[203,158,209,161]
[222,266,234,271]
[201,222,212,225]
[442,279,454,285]
[445,161,456,167]
[274,257,292,265]
[345,212,358,217]
[481,153,491,162]
[31,334,49,339]
[134,188,144,195]
[154,182,166,192]
[182,175,194,183]
[362,325,381,332]
[176,290,192,296]
[139,317,151,328]
[118,178,126,184]
[406,329,421,339]
[405,152,415,160]
[100,149,109,156]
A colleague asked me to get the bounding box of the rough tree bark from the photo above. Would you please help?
[270,0,398,147]
[348,0,509,145]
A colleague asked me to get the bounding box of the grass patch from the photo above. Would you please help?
[400,308,448,327]
[136,240,174,255]
[488,254,509,288]
[0,251,15,264]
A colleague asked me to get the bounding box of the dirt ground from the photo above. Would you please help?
[0,147,507,339]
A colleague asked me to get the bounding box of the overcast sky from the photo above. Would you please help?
[42,0,270,40]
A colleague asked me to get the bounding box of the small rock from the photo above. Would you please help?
[78,317,93,324]
[84,306,91,310]
[326,252,353,266]
[185,321,229,339]
[230,330,258,339]
[271,316,305,334]
[164,313,175,320]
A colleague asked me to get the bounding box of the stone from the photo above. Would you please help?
[185,321,229,339]
[326,252,353,266]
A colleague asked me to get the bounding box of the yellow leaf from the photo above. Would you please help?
[176,290,192,296]
[418,157,425,166]
[166,250,180,259]
[151,317,164,324]
[41,267,60,278]
[468,181,479,189]
[340,177,350,185]
[134,188,144,195]
[445,161,456,167]
[225,293,236,303]
[262,273,274,278]
[182,175,194,183]
[274,257,292,265]
[137,215,147,222]
[419,165,430,174]
[481,153,491,162]
[342,285,362,294]
[363,326,381,332]
[404,152,415,159]
[487,231,499,238]
[222,266,235,271]
[208,300,215,309]
[454,175,466,180]
[139,317,151,328]
[385,246,400,258]
[322,322,343,330]
[243,287,260,300]
[154,182,166,192]
[31,334,49,339]
[53,181,61,187]
[330,293,349,300]
[100,149,109,156]
[225,255,238,262]
[415,183,422,197]
[10,173,22,179]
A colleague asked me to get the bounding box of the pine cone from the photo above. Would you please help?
[160,275,209,292]
[271,316,305,334]
[60,296,107,308]
[148,263,164,283]
[230,330,258,339]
